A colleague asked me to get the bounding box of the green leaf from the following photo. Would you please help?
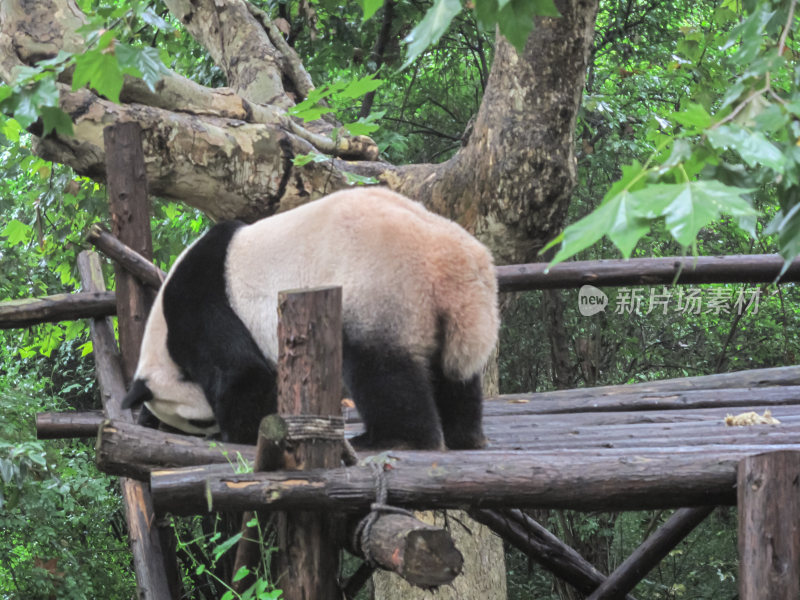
[343,171,379,185]
[233,566,250,582]
[39,106,74,136]
[293,151,330,166]
[115,44,167,91]
[654,180,756,247]
[340,75,383,99]
[497,0,559,51]
[496,0,536,52]
[402,0,462,69]
[360,0,384,20]
[671,103,712,134]
[706,124,785,173]
[212,532,243,561]
[72,49,124,103]
[474,0,499,28]
[2,219,33,246]
[546,189,647,265]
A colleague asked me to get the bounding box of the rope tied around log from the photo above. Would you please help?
[353,461,415,566]
[282,415,345,440]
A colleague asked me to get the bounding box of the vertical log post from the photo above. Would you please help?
[738,451,800,600]
[102,122,180,597]
[103,122,154,382]
[274,287,344,600]
[78,252,172,600]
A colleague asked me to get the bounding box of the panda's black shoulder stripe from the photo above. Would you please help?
[161,220,273,420]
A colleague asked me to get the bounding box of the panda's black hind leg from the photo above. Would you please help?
[344,340,444,450]
[433,371,486,449]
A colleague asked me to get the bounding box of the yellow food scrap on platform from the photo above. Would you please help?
[724,409,781,426]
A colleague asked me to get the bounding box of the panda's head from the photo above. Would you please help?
[121,292,221,437]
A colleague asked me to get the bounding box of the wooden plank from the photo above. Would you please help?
[483,384,800,417]
[738,451,800,599]
[496,254,800,291]
[152,447,800,514]
[0,291,116,329]
[77,251,172,600]
[274,287,343,600]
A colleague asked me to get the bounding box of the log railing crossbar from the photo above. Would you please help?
[5,252,800,330]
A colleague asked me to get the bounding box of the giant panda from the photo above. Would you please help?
[122,188,499,450]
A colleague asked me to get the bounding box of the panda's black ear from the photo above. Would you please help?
[122,378,153,409]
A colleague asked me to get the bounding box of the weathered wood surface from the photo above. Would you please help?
[273,288,344,600]
[37,411,104,439]
[586,506,714,600]
[482,384,800,417]
[87,224,165,289]
[471,509,636,600]
[496,254,800,291]
[95,420,254,480]
[149,446,800,515]
[738,451,800,600]
[0,292,116,329]
[355,513,464,587]
[77,251,173,600]
[104,122,155,381]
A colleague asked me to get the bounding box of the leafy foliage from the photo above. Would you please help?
[549,0,800,269]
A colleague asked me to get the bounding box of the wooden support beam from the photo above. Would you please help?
[104,122,155,381]
[496,254,800,291]
[86,224,165,290]
[77,251,173,600]
[150,448,757,514]
[95,419,254,480]
[0,292,116,329]
[738,451,800,599]
[471,509,635,599]
[273,287,344,600]
[586,506,714,600]
[36,410,104,439]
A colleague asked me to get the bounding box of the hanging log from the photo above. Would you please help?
[86,224,165,290]
[77,251,173,600]
[0,292,116,329]
[738,451,800,599]
[496,254,800,291]
[471,509,636,600]
[350,512,463,588]
[586,506,714,600]
[149,448,771,515]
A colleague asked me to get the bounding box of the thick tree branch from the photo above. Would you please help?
[163,0,290,107]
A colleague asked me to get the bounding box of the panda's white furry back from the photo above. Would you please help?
[124,188,499,449]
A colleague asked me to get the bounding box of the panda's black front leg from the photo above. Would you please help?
[344,341,445,450]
